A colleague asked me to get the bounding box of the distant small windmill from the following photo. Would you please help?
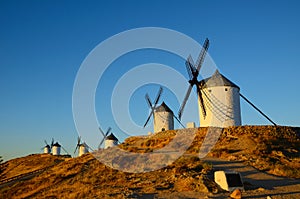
[74,136,93,157]
[178,38,277,127]
[98,127,111,149]
[51,138,69,156]
[98,127,119,149]
[144,86,184,133]
[42,139,54,154]
[104,133,119,149]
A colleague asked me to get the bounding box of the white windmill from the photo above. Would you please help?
[52,142,61,155]
[104,133,119,149]
[74,136,93,157]
[98,127,119,149]
[178,38,277,127]
[144,87,184,133]
[42,139,53,154]
[51,139,69,156]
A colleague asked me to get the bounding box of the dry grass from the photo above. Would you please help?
[1,125,299,198]
[205,126,300,178]
[0,154,67,180]
[0,153,216,198]
[119,126,300,178]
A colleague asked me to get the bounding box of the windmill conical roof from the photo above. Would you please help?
[155,102,173,113]
[106,133,118,141]
[52,142,61,147]
[79,142,87,147]
[199,70,239,89]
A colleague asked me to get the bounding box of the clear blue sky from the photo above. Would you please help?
[1,0,300,161]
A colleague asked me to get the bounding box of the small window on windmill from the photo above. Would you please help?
[208,89,212,92]
[162,128,165,131]
[225,88,228,91]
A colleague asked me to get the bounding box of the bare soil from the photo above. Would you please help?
[0,125,299,198]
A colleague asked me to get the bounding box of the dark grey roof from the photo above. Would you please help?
[79,143,87,147]
[106,133,118,141]
[155,102,173,113]
[199,70,239,89]
[52,142,61,147]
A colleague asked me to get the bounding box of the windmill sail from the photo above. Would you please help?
[178,38,210,120]
[143,86,163,128]
[98,127,112,149]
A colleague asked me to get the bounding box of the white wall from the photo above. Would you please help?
[79,145,88,156]
[153,111,174,133]
[43,147,50,154]
[52,146,61,155]
[199,86,241,127]
[104,140,118,149]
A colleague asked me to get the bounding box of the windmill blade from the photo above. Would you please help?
[186,56,197,77]
[187,54,195,66]
[195,38,209,72]
[74,136,81,154]
[98,127,111,149]
[51,138,54,148]
[197,86,207,118]
[77,136,81,146]
[86,143,94,151]
[74,145,79,154]
[106,127,112,135]
[44,140,48,146]
[61,146,69,155]
[98,138,105,149]
[185,56,194,80]
[143,87,162,128]
[178,85,193,120]
[99,127,105,137]
[153,86,163,106]
[145,94,153,108]
[143,109,154,128]
[173,115,185,128]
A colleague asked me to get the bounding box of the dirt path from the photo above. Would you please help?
[203,157,300,199]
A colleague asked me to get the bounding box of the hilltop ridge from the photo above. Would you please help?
[0,125,299,198]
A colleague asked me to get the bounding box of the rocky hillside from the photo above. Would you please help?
[119,125,300,178]
[0,125,299,198]
[0,154,217,198]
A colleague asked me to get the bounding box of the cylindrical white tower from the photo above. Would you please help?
[79,143,89,156]
[52,142,61,155]
[43,145,51,154]
[198,70,241,128]
[154,102,174,133]
[104,133,118,149]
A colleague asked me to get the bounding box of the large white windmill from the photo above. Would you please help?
[178,38,277,127]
